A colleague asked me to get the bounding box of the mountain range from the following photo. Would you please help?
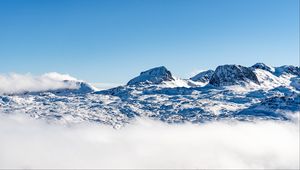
[1,63,299,128]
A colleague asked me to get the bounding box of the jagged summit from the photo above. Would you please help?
[190,70,214,83]
[127,66,175,85]
[251,63,275,73]
[209,64,260,86]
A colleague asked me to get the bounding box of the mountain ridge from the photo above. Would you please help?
[1,63,299,128]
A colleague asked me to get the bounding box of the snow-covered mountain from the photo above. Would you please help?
[127,66,175,85]
[0,63,299,128]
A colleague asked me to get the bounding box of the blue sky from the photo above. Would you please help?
[0,0,299,84]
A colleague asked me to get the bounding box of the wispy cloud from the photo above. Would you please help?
[0,114,298,169]
[0,72,80,94]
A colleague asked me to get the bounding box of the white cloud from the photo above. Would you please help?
[0,113,298,169]
[41,72,78,81]
[0,72,80,94]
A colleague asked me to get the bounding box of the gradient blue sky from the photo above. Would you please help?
[0,0,299,84]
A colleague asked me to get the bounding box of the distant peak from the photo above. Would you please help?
[209,64,260,86]
[140,66,168,74]
[251,63,274,72]
[275,65,300,76]
[190,70,214,82]
[127,66,174,85]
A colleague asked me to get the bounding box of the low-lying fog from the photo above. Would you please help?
[0,114,298,169]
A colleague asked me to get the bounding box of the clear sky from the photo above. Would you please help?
[0,0,299,84]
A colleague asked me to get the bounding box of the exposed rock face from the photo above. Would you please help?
[127,66,175,85]
[209,64,260,86]
[251,63,274,73]
[190,70,214,83]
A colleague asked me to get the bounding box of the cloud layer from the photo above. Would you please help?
[0,114,298,169]
[0,72,79,94]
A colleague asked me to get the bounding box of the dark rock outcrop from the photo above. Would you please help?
[209,64,260,86]
[190,70,214,83]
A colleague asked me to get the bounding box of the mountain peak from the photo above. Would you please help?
[251,63,275,72]
[209,64,260,86]
[127,66,174,85]
[190,70,214,82]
